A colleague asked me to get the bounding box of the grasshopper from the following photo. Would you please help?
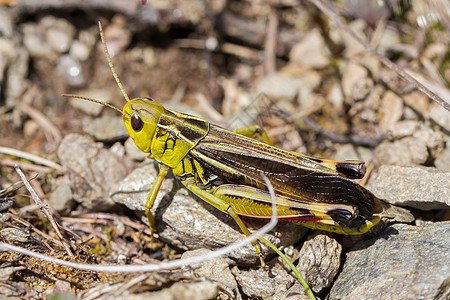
[64,23,383,267]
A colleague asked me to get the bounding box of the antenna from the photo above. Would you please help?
[98,21,130,102]
[62,94,124,115]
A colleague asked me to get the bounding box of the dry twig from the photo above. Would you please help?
[0,146,62,171]
[264,8,278,74]
[14,165,73,257]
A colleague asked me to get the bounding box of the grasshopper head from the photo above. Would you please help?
[123,97,165,153]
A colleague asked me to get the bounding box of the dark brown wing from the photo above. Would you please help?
[189,125,382,221]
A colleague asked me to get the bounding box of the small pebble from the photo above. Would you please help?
[289,28,329,68]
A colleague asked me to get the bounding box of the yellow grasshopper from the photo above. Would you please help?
[64,23,383,268]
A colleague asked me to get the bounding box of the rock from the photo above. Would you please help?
[0,267,23,281]
[111,163,307,266]
[128,281,219,300]
[0,7,13,37]
[256,72,301,101]
[41,16,75,54]
[69,40,91,62]
[57,54,85,87]
[0,227,32,244]
[23,119,40,138]
[289,28,329,69]
[49,176,75,215]
[296,234,342,293]
[110,162,174,212]
[372,137,428,166]
[326,81,344,109]
[341,19,368,57]
[102,15,132,58]
[379,91,403,132]
[435,146,450,171]
[125,137,149,161]
[402,91,430,117]
[332,144,373,164]
[256,69,320,105]
[233,263,295,300]
[53,280,72,294]
[340,0,389,25]
[414,123,445,158]
[181,249,241,300]
[57,134,131,210]
[282,283,311,300]
[83,114,128,141]
[377,28,401,56]
[367,165,450,210]
[375,123,443,163]
[0,37,29,108]
[341,62,373,102]
[21,23,54,58]
[329,222,450,300]
[378,201,414,225]
[429,103,450,132]
[390,120,419,139]
[68,89,112,116]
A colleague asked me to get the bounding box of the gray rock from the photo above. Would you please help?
[128,281,219,300]
[414,123,445,158]
[256,70,320,104]
[326,82,344,109]
[0,267,23,281]
[341,62,373,102]
[0,37,29,108]
[379,91,403,132]
[0,7,13,37]
[111,162,307,266]
[69,40,91,62]
[83,114,128,141]
[181,249,241,300]
[372,137,428,166]
[403,91,430,117]
[57,134,131,209]
[67,89,112,116]
[289,28,329,68]
[378,201,414,224]
[57,54,84,87]
[367,165,450,210]
[233,263,295,300]
[429,104,450,131]
[281,283,311,300]
[435,146,450,171]
[390,120,419,139]
[335,19,367,57]
[21,23,54,58]
[332,144,373,163]
[125,137,149,161]
[296,234,341,293]
[49,176,75,215]
[41,16,75,54]
[329,222,450,300]
[111,162,173,212]
[0,227,32,244]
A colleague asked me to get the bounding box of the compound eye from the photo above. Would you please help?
[130,112,144,132]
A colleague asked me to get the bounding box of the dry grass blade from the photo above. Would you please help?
[14,165,73,257]
[18,102,62,150]
[0,146,62,171]
[0,175,37,197]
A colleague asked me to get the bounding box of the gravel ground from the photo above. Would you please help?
[0,1,449,299]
